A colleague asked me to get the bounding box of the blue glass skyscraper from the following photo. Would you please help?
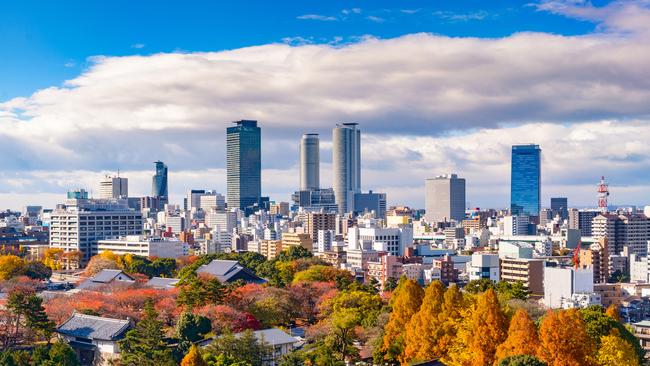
[227,120,261,212]
[510,144,541,217]
[152,161,168,200]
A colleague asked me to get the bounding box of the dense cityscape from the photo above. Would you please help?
[4,1,650,366]
[1,118,648,366]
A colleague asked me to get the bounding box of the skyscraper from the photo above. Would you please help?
[227,120,261,212]
[511,144,541,218]
[550,197,568,220]
[425,174,466,223]
[99,175,128,199]
[332,123,360,214]
[300,133,320,190]
[152,161,168,201]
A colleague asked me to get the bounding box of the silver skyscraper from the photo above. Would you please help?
[332,123,361,213]
[300,133,320,191]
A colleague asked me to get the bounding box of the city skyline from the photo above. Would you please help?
[3,1,650,210]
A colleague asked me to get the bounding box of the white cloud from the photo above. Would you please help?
[131,43,145,49]
[2,1,650,209]
[296,14,338,21]
[366,15,385,23]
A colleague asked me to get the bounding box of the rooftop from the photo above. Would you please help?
[57,313,131,341]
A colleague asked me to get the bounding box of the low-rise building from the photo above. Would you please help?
[499,258,544,295]
[57,313,132,366]
[97,235,188,258]
[593,283,623,307]
[543,266,594,309]
[467,253,500,282]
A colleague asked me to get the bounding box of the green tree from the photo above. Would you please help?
[177,274,228,309]
[464,278,495,294]
[23,261,52,280]
[579,305,644,362]
[44,340,81,366]
[497,354,547,366]
[177,311,212,343]
[119,300,176,366]
[496,281,529,300]
[5,287,55,346]
[203,330,271,366]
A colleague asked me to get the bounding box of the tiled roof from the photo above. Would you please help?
[57,313,131,341]
[145,277,179,289]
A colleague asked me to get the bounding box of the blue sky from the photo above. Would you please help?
[2,0,650,210]
[0,1,600,100]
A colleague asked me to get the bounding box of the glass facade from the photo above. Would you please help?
[227,120,261,212]
[152,161,168,199]
[510,144,541,217]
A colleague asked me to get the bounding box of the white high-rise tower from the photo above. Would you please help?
[332,123,361,214]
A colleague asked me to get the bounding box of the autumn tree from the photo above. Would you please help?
[604,304,620,322]
[0,255,26,280]
[204,329,271,366]
[497,355,546,366]
[381,278,424,363]
[84,255,119,276]
[579,305,643,362]
[119,300,176,366]
[495,309,540,362]
[448,288,508,366]
[402,281,446,363]
[596,331,639,366]
[181,344,207,366]
[538,309,595,366]
[177,274,228,309]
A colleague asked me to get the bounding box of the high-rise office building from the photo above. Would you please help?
[152,161,168,201]
[332,123,360,214]
[550,197,568,220]
[227,120,261,212]
[300,133,320,191]
[425,174,466,223]
[99,175,128,199]
[511,144,541,218]
[185,189,206,211]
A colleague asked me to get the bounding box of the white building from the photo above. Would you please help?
[317,229,334,253]
[49,196,142,262]
[499,241,534,259]
[543,266,595,309]
[99,176,128,199]
[347,226,413,257]
[467,253,500,282]
[199,191,226,211]
[503,215,529,236]
[166,215,185,233]
[97,235,188,258]
[630,252,650,283]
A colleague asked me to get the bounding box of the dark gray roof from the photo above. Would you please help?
[57,313,131,341]
[77,269,136,290]
[197,260,265,283]
[145,277,179,289]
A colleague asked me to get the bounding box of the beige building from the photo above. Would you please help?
[260,240,282,259]
[499,258,545,295]
[304,213,336,241]
[281,232,313,252]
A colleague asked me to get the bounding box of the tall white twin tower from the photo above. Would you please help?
[300,123,361,214]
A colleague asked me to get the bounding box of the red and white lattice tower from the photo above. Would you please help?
[597,176,609,212]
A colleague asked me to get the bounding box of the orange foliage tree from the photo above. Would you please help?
[538,309,596,366]
[381,278,424,363]
[446,288,508,366]
[495,308,539,362]
[402,281,446,363]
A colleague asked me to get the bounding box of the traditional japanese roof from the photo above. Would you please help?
[77,269,135,290]
[196,260,265,284]
[57,313,131,341]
